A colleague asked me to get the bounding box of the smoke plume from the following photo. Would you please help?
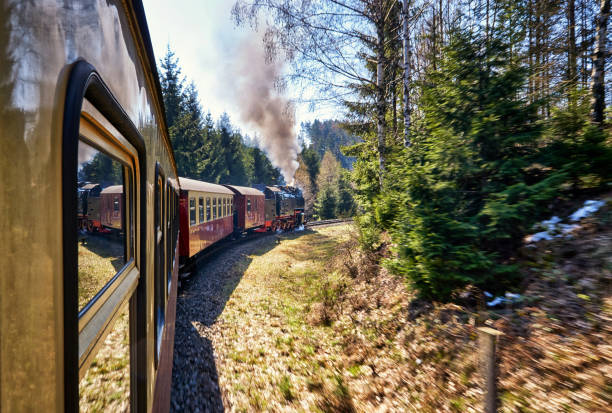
[230,33,300,184]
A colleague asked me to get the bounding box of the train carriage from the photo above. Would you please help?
[0,1,180,412]
[223,185,265,233]
[178,177,234,262]
[100,184,124,230]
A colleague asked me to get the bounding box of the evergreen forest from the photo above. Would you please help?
[231,0,611,300]
[158,48,284,187]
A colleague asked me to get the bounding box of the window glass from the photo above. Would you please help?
[223,198,227,216]
[77,140,126,311]
[247,199,252,213]
[213,198,217,219]
[189,197,196,225]
[79,305,130,411]
[199,197,204,223]
[218,198,222,217]
[206,197,211,221]
[77,139,131,411]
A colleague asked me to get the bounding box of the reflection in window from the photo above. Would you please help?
[213,198,217,219]
[206,198,211,221]
[79,304,130,411]
[247,199,251,213]
[199,197,204,223]
[218,198,222,217]
[77,140,126,311]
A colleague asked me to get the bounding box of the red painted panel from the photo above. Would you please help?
[179,194,190,259]
[187,215,233,257]
[233,193,265,231]
[179,189,234,260]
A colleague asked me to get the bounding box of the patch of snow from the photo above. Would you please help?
[486,292,523,307]
[294,225,305,232]
[525,199,605,243]
[569,200,606,222]
[486,297,504,307]
[526,231,554,243]
[484,291,493,298]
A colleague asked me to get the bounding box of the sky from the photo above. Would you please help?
[142,0,337,139]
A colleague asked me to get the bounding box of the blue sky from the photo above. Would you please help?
[142,0,335,138]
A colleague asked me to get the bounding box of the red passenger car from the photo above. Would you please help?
[179,177,235,263]
[99,185,123,230]
[223,185,265,233]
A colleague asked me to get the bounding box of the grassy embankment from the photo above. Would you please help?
[211,224,458,412]
[78,234,130,413]
[211,208,611,412]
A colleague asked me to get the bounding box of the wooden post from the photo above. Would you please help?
[478,327,503,413]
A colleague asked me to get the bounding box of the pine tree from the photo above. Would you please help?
[159,45,185,129]
[391,16,566,299]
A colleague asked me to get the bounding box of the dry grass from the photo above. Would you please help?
[78,234,124,309]
[77,233,129,412]
[78,305,130,412]
[207,204,611,412]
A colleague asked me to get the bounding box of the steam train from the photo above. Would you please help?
[78,177,305,264]
[0,1,305,410]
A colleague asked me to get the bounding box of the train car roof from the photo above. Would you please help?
[266,186,281,192]
[222,185,264,196]
[81,183,100,190]
[101,185,123,194]
[179,177,234,195]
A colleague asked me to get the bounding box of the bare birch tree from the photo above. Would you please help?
[232,0,403,188]
[590,0,610,125]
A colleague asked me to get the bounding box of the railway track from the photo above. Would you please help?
[305,218,353,227]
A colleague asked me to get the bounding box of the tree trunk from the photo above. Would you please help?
[590,0,610,125]
[567,0,577,95]
[403,0,411,147]
[376,20,386,187]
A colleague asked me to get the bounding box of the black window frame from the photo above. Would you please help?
[189,197,196,226]
[62,61,147,413]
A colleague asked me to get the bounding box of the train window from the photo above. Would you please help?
[247,199,252,213]
[213,198,217,219]
[206,197,211,221]
[77,141,127,312]
[75,112,138,412]
[189,198,196,225]
[154,168,166,366]
[218,197,222,217]
[199,197,204,223]
[223,198,226,216]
